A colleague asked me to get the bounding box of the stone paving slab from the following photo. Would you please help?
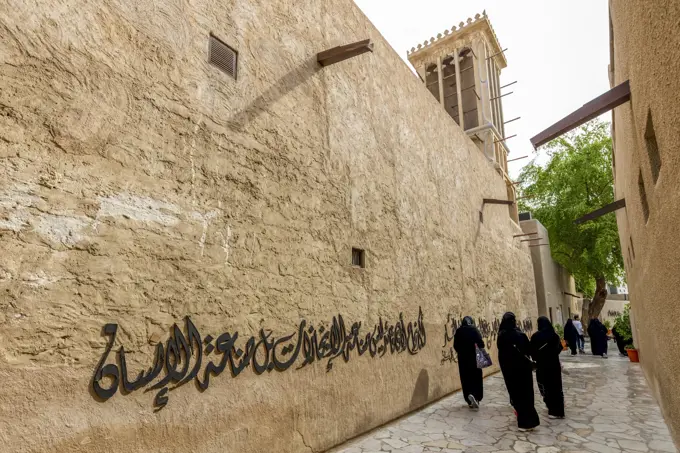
[330,345,678,453]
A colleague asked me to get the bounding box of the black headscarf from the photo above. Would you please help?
[531,316,562,361]
[462,316,474,327]
[499,312,517,332]
[537,316,554,333]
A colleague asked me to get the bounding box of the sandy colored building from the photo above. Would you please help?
[407,12,519,223]
[0,2,537,452]
[519,215,581,325]
[608,0,680,445]
[530,0,680,447]
[599,295,627,327]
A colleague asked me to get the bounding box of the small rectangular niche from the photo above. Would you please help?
[638,171,650,223]
[644,109,662,184]
[629,236,636,259]
[351,248,366,268]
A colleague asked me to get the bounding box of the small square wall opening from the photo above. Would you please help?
[351,248,365,268]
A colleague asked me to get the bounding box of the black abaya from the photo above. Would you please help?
[453,317,485,406]
[588,319,609,356]
[531,317,565,418]
[497,312,540,430]
[564,319,578,355]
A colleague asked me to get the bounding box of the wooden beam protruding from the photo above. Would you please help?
[483,198,514,205]
[513,232,538,238]
[530,80,631,149]
[573,198,626,225]
[317,39,374,67]
[520,237,543,242]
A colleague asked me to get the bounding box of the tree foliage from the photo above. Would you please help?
[518,120,624,299]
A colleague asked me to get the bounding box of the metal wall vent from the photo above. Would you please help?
[209,35,237,79]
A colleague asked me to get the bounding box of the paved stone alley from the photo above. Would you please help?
[331,345,678,453]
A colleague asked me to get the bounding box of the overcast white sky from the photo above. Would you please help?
[354,0,611,178]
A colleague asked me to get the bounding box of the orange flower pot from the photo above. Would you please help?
[561,339,568,351]
[627,348,639,362]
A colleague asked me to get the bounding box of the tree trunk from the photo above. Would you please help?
[581,298,591,325]
[587,277,608,323]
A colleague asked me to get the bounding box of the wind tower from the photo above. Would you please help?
[407,12,517,221]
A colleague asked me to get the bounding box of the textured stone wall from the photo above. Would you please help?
[610,0,680,446]
[0,1,537,452]
[519,219,574,324]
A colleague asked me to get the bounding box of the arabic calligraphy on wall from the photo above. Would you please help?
[440,315,534,364]
[91,308,426,410]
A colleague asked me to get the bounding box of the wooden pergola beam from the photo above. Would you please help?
[573,198,626,225]
[317,39,374,67]
[530,80,631,149]
[520,237,543,242]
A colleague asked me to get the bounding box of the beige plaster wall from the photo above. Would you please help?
[520,219,573,325]
[600,299,627,327]
[0,1,537,452]
[610,0,680,446]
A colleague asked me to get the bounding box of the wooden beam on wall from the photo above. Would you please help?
[573,198,626,225]
[513,232,537,238]
[317,39,374,67]
[530,80,631,149]
[483,198,514,205]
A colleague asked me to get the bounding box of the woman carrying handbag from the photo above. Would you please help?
[453,316,488,409]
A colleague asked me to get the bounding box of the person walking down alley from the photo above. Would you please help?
[611,321,632,356]
[563,318,578,356]
[497,312,540,431]
[573,315,586,353]
[588,318,609,358]
[530,316,565,419]
[453,316,485,409]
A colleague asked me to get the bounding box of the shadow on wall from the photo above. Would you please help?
[409,369,429,410]
[228,57,322,131]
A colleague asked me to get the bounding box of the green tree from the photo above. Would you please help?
[518,120,624,321]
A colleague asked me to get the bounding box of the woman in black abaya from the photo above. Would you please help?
[588,318,609,357]
[530,316,565,418]
[497,312,540,431]
[453,316,485,409]
[564,319,578,356]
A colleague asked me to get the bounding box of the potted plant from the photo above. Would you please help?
[614,304,637,362]
[554,323,568,351]
[603,319,612,336]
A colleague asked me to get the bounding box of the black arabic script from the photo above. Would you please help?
[92,308,426,410]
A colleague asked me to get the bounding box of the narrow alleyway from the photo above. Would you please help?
[331,346,678,453]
